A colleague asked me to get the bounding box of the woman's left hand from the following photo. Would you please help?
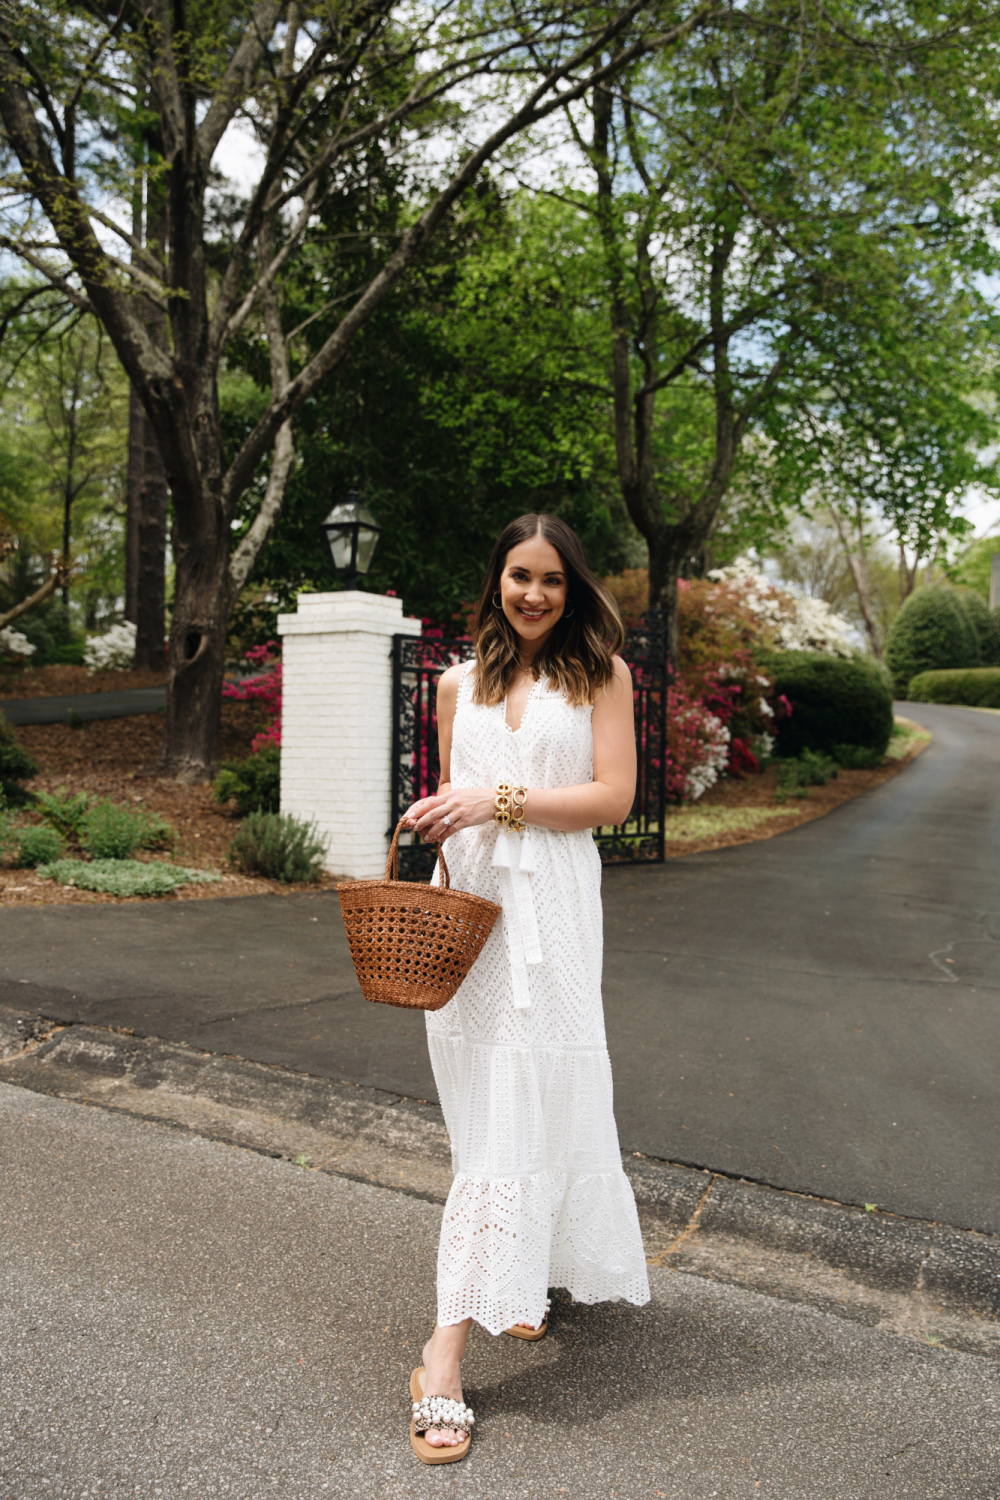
[403,788,495,843]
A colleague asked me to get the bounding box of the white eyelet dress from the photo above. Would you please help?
[426,662,650,1335]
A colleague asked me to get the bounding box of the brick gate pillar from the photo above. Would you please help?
[277,591,421,878]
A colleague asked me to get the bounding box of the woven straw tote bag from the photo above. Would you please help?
[338,820,502,1011]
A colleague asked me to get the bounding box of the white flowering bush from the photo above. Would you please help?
[84,621,136,673]
[707,557,853,657]
[0,626,37,658]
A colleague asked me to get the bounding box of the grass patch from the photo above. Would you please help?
[885,717,932,760]
[663,806,798,842]
[37,858,220,897]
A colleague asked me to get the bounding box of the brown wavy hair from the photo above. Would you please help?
[472,513,624,707]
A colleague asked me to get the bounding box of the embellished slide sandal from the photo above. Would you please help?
[506,1298,551,1341]
[409,1367,475,1465]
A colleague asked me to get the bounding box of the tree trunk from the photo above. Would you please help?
[156,515,228,780]
[831,504,882,657]
[124,385,143,624]
[898,545,920,603]
[646,530,681,668]
[132,147,169,670]
[134,409,168,669]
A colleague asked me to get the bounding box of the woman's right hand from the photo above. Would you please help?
[403,788,495,843]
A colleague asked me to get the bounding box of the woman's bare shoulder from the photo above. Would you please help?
[610,653,633,686]
[436,662,468,708]
[437,662,468,693]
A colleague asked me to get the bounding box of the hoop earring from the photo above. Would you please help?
[493,591,502,608]
[564,606,575,618]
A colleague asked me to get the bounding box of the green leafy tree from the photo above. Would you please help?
[234,188,634,631]
[559,0,1000,663]
[0,0,699,777]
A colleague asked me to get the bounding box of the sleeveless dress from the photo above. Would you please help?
[426,662,650,1335]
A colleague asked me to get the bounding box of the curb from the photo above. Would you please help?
[3,1004,999,1346]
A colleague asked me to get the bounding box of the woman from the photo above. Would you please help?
[403,513,650,1464]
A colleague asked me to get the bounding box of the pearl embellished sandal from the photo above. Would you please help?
[506,1298,551,1341]
[409,1367,474,1465]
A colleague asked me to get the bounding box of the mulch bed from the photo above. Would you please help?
[1,707,930,906]
[1,703,340,906]
[663,730,930,858]
[0,664,168,699]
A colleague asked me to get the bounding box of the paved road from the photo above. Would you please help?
[1,702,997,1233]
[0,686,166,724]
[2,1084,998,1500]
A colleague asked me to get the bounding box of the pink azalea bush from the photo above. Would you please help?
[222,642,282,753]
[606,563,820,801]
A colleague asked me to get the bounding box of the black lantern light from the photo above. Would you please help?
[320,493,381,590]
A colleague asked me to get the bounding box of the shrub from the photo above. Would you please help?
[228,811,326,883]
[33,787,93,842]
[775,749,838,801]
[222,642,282,751]
[213,745,280,815]
[0,711,38,804]
[832,744,885,770]
[14,600,82,667]
[79,801,176,859]
[12,824,65,867]
[37,858,220,897]
[885,587,980,696]
[955,589,1000,668]
[907,667,1000,708]
[83,621,136,673]
[0,625,36,661]
[764,652,894,760]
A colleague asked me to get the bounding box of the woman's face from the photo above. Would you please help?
[499,534,568,651]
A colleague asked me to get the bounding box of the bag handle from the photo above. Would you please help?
[386,817,451,889]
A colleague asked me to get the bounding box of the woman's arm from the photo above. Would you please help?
[404,657,636,842]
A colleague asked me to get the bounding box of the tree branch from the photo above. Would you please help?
[221,1,718,510]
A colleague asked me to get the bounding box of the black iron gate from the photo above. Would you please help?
[390,615,667,880]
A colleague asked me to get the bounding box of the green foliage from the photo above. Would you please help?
[774,750,838,802]
[213,745,280,815]
[36,858,220,897]
[948,534,1000,601]
[32,786,92,841]
[13,601,84,668]
[79,801,176,860]
[11,823,64,866]
[907,668,1000,708]
[0,711,37,803]
[765,652,894,759]
[228,191,635,637]
[833,744,886,770]
[227,812,326,884]
[955,589,1000,667]
[885,587,980,696]
[0,291,128,633]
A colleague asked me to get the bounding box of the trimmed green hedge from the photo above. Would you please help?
[763,652,894,761]
[955,589,1000,668]
[885,587,980,696]
[907,667,1000,708]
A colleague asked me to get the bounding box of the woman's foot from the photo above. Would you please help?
[420,1322,471,1448]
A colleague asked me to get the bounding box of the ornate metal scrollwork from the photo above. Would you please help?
[390,617,668,880]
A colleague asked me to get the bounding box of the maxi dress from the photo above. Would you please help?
[426,661,651,1335]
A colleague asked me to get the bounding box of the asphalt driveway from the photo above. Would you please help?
[1,701,996,1233]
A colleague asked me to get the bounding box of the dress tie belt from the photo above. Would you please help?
[492,826,541,1010]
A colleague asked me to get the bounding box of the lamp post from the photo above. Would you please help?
[320,493,381,590]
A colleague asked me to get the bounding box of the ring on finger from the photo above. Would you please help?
[442,814,453,827]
